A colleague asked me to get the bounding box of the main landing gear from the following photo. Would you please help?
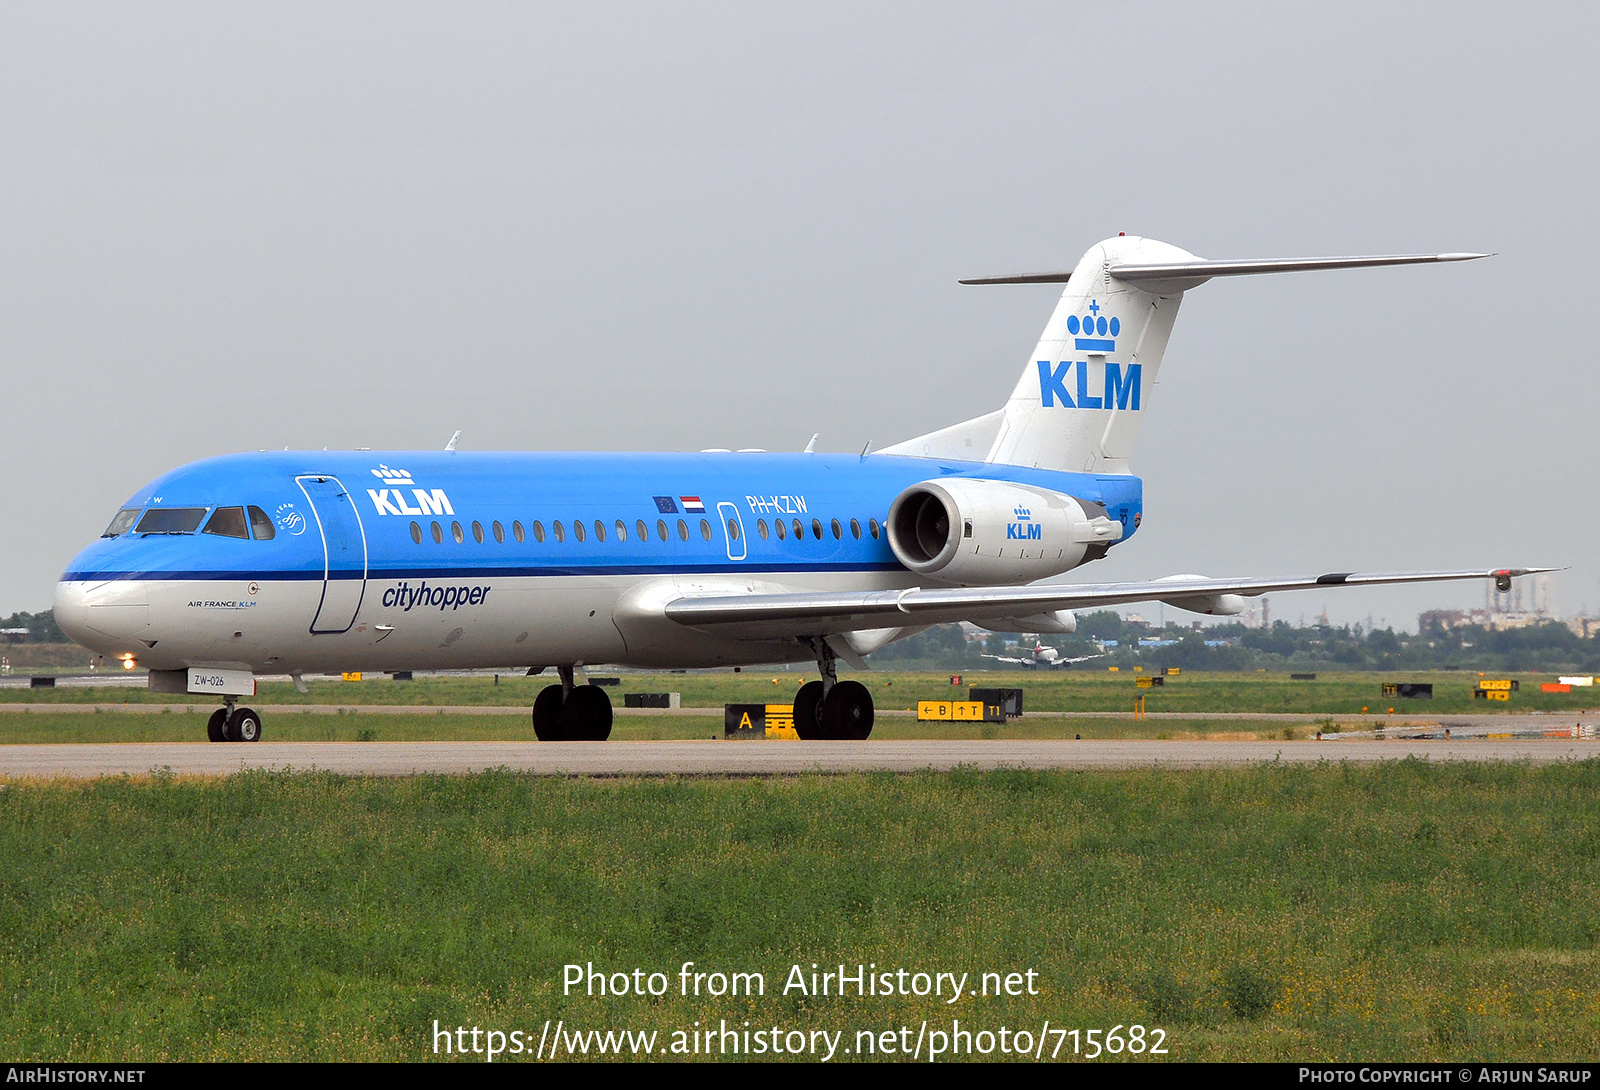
[793,638,874,740]
[206,697,263,743]
[532,666,613,741]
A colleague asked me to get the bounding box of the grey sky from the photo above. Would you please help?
[3,2,1595,629]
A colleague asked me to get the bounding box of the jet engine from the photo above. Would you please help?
[885,478,1123,587]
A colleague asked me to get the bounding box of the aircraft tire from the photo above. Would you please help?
[822,680,874,741]
[227,707,263,743]
[532,684,566,741]
[207,709,228,743]
[793,681,826,740]
[562,684,613,741]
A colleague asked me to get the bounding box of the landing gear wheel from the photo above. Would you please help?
[532,684,566,741]
[822,680,874,740]
[561,684,613,741]
[207,709,228,743]
[793,681,826,740]
[226,707,262,743]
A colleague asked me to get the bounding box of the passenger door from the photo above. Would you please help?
[717,501,747,562]
[296,475,369,634]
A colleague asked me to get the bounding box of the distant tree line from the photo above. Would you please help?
[0,610,66,643]
[868,612,1600,674]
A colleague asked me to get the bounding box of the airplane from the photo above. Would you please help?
[983,640,1099,669]
[52,235,1547,744]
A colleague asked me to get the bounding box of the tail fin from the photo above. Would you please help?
[964,237,1487,474]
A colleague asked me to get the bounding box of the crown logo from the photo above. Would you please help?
[372,464,415,485]
[1066,299,1120,351]
[1013,506,1032,521]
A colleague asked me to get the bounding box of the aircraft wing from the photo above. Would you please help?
[663,568,1551,640]
[981,654,1028,664]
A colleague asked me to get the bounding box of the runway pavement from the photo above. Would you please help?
[0,738,1593,778]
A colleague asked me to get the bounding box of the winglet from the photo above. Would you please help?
[444,430,460,452]
[803,433,819,454]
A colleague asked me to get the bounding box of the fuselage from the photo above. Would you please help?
[55,450,1142,674]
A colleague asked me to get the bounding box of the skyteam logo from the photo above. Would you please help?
[1066,299,1119,352]
[367,464,454,518]
[1007,505,1041,540]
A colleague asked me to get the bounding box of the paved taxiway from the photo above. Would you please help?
[0,738,1593,778]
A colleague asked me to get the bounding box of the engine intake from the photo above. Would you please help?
[886,478,1123,586]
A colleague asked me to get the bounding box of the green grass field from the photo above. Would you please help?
[1,763,1596,1062]
[8,669,1599,716]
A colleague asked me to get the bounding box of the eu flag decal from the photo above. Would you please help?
[653,496,679,514]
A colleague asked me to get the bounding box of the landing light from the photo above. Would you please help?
[122,655,136,670]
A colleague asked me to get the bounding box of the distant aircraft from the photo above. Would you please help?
[983,640,1099,669]
[54,236,1544,743]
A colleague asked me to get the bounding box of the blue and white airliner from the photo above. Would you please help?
[53,235,1541,743]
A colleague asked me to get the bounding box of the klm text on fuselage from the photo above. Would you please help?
[1037,360,1142,410]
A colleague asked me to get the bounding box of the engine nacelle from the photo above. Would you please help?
[886,478,1123,586]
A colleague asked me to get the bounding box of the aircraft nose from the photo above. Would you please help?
[52,579,92,645]
[54,577,150,651]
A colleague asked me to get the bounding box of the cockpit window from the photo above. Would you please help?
[248,506,276,540]
[102,509,141,537]
[133,508,207,535]
[203,507,250,539]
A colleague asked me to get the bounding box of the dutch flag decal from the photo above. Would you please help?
[680,496,706,513]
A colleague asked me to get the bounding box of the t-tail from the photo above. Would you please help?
[879,237,1488,473]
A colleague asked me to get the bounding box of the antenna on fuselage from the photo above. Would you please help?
[444,430,460,452]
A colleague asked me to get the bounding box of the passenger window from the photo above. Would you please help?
[249,506,276,540]
[850,518,861,540]
[431,521,444,544]
[636,519,648,542]
[775,518,787,540]
[135,508,207,535]
[452,521,465,544]
[699,518,712,541]
[677,519,688,541]
[203,507,249,539]
[656,519,669,542]
[532,521,545,543]
[493,521,505,543]
[757,519,769,540]
[869,518,880,540]
[410,521,422,544]
[472,521,484,543]
[553,521,565,543]
[513,521,525,543]
[102,509,141,538]
[792,519,803,540]
[831,518,842,540]
[574,521,586,543]
[593,520,606,543]
[812,519,823,539]
[615,520,627,542]
[727,518,739,541]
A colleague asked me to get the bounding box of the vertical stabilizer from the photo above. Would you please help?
[985,236,1192,474]
[968,238,1486,474]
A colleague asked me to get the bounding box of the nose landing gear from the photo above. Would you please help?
[531,665,613,741]
[206,697,263,743]
[793,638,874,740]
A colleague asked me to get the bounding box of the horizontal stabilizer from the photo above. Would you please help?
[960,271,1075,285]
[959,252,1488,287]
[1109,252,1490,282]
